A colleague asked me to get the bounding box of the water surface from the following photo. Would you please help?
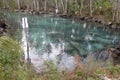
[5,12,120,71]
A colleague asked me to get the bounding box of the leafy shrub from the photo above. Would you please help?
[0,36,22,80]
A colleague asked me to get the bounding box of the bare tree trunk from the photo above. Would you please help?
[2,0,5,8]
[60,0,65,13]
[119,12,120,21]
[36,0,40,11]
[39,0,44,10]
[55,0,58,13]
[32,0,39,11]
[113,0,120,22]
[24,0,32,10]
[116,0,119,22]
[112,1,116,21]
[64,0,68,14]
[117,0,120,22]
[16,0,20,9]
[3,0,9,9]
[44,0,47,12]
[33,0,36,11]
[80,0,84,15]
[89,0,93,16]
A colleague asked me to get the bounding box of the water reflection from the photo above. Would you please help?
[84,34,93,41]
[6,13,120,72]
[83,23,86,28]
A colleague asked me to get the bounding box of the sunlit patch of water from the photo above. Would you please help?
[28,42,76,72]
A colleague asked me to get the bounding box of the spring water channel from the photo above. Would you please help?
[6,12,120,72]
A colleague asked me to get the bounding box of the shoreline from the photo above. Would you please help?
[2,8,119,29]
[13,9,120,29]
[58,14,120,29]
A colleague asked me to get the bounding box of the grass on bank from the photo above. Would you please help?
[0,36,120,80]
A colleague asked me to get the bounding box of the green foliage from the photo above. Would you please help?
[41,61,65,80]
[0,0,118,22]
[0,36,21,66]
[71,3,80,13]
[106,64,120,78]
[0,36,22,80]
[16,64,37,80]
[93,0,113,16]
[0,1,2,6]
[8,0,17,9]
[87,77,102,80]
[0,36,38,80]
[0,11,4,19]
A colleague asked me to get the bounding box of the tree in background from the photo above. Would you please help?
[16,0,20,9]
[80,0,84,15]
[113,0,120,22]
[89,0,93,16]
[0,0,119,22]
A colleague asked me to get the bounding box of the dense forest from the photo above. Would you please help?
[0,0,120,23]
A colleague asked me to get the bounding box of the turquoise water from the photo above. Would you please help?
[6,13,120,56]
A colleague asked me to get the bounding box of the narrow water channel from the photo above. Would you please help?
[5,12,120,72]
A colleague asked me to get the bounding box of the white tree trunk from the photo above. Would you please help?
[65,0,68,14]
[33,0,36,10]
[60,0,65,13]
[55,0,58,13]
[17,0,20,9]
[44,0,47,12]
[113,0,120,22]
[80,0,84,15]
[89,0,93,16]
[36,0,40,11]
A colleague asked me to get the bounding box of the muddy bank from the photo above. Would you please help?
[0,19,7,36]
